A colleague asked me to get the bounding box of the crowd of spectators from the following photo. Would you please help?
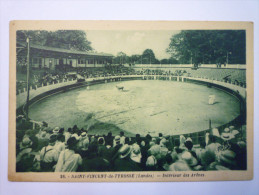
[16,64,246,95]
[16,65,136,94]
[16,119,247,172]
[137,69,187,76]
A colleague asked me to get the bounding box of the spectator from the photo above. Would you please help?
[16,137,35,172]
[114,144,141,171]
[64,128,73,143]
[39,135,59,172]
[54,134,66,154]
[120,131,126,145]
[130,143,142,163]
[79,142,110,172]
[105,132,113,147]
[55,137,82,172]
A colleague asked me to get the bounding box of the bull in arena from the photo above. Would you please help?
[116,86,124,91]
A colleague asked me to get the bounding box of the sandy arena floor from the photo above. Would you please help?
[29,80,240,136]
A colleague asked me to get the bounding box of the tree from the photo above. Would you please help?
[142,49,159,64]
[113,52,127,64]
[129,54,141,64]
[167,30,246,64]
[17,30,93,51]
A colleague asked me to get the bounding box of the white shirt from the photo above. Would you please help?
[120,136,125,145]
[64,132,72,143]
[55,149,82,172]
[40,145,59,163]
[77,137,89,150]
[54,141,66,153]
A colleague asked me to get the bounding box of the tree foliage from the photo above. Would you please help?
[142,49,159,64]
[167,30,246,64]
[17,30,93,51]
[113,49,161,65]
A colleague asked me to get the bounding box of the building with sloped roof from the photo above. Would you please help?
[17,42,113,70]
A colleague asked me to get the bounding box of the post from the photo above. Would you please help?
[209,119,211,129]
[85,59,87,71]
[190,51,192,64]
[76,59,78,73]
[25,37,30,120]
[226,52,228,64]
[226,51,231,65]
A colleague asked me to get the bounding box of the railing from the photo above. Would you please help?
[132,64,246,69]
[16,74,246,108]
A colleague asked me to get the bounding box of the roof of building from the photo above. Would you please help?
[17,42,113,57]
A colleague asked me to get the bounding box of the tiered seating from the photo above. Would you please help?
[187,68,246,86]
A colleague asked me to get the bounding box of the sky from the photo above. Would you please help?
[86,30,180,60]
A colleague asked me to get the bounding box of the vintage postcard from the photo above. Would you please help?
[9,21,253,182]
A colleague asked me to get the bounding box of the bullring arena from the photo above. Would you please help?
[15,42,247,172]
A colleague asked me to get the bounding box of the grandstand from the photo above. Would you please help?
[134,67,246,87]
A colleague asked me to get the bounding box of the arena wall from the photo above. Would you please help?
[133,64,246,69]
[16,75,246,144]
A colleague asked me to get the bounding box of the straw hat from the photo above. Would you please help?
[146,155,157,167]
[81,132,87,137]
[19,137,32,150]
[81,137,90,151]
[149,145,160,156]
[221,128,235,141]
[52,127,60,134]
[130,143,142,163]
[160,138,167,146]
[119,144,132,159]
[98,137,105,145]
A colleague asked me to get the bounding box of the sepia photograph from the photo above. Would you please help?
[8,21,253,182]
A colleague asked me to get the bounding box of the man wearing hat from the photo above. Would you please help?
[105,132,113,147]
[77,132,89,149]
[168,151,195,171]
[39,134,59,172]
[97,137,109,160]
[113,144,141,171]
[55,137,82,172]
[221,128,235,143]
[16,137,35,172]
[52,127,60,135]
[78,141,110,172]
[113,135,121,147]
[218,128,239,159]
[119,131,126,145]
[36,130,49,152]
[109,135,123,160]
[64,128,73,143]
[130,143,142,163]
[54,134,66,154]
